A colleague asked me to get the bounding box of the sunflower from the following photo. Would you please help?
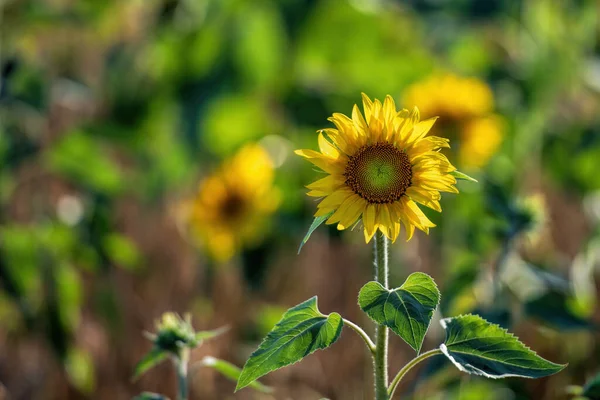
[186,144,280,261]
[296,94,458,243]
[403,73,503,168]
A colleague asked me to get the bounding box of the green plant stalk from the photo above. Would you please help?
[374,231,389,400]
[387,348,442,399]
[343,318,376,354]
[176,348,190,400]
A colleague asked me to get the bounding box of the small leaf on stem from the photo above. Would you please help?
[195,325,230,342]
[199,356,272,393]
[133,348,168,380]
[236,296,343,391]
[439,314,566,379]
[581,371,600,399]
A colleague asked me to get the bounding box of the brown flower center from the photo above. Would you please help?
[220,193,245,220]
[344,143,412,204]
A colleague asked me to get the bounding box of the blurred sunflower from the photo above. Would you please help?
[296,94,458,243]
[186,145,280,262]
[403,73,503,168]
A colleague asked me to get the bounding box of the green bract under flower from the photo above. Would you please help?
[133,312,229,380]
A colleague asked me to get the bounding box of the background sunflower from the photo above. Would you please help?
[186,144,280,262]
[403,73,504,168]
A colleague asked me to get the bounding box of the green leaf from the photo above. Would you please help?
[133,392,169,400]
[358,273,440,353]
[200,356,272,393]
[65,346,95,394]
[451,170,478,183]
[45,132,123,194]
[298,212,333,254]
[525,291,594,331]
[440,314,566,379]
[582,371,600,399]
[236,296,343,391]
[133,348,168,380]
[195,325,229,342]
[102,234,141,271]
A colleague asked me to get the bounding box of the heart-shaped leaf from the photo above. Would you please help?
[358,272,440,352]
[440,314,566,379]
[236,296,343,391]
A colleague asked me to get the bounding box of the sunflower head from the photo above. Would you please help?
[403,73,494,120]
[403,73,503,168]
[186,144,280,261]
[296,93,459,243]
[460,115,504,168]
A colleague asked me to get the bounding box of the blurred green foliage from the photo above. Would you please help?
[0,0,599,398]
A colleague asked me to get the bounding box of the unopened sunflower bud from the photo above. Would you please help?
[151,313,200,357]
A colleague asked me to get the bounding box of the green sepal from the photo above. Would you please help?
[298,212,334,254]
[451,170,478,183]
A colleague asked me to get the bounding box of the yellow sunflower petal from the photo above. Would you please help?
[364,225,378,243]
[327,195,366,229]
[392,221,401,242]
[318,132,340,158]
[352,104,369,139]
[406,186,442,212]
[317,187,353,207]
[294,149,345,174]
[307,189,328,197]
[406,117,438,145]
[382,95,396,140]
[402,197,436,231]
[393,109,416,145]
[328,113,356,141]
[378,204,393,232]
[361,92,374,122]
[307,174,344,192]
[371,99,386,141]
[322,128,354,155]
[363,204,377,239]
[402,216,415,241]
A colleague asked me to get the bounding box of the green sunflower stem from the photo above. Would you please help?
[373,231,389,400]
[176,349,190,400]
[387,349,442,399]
